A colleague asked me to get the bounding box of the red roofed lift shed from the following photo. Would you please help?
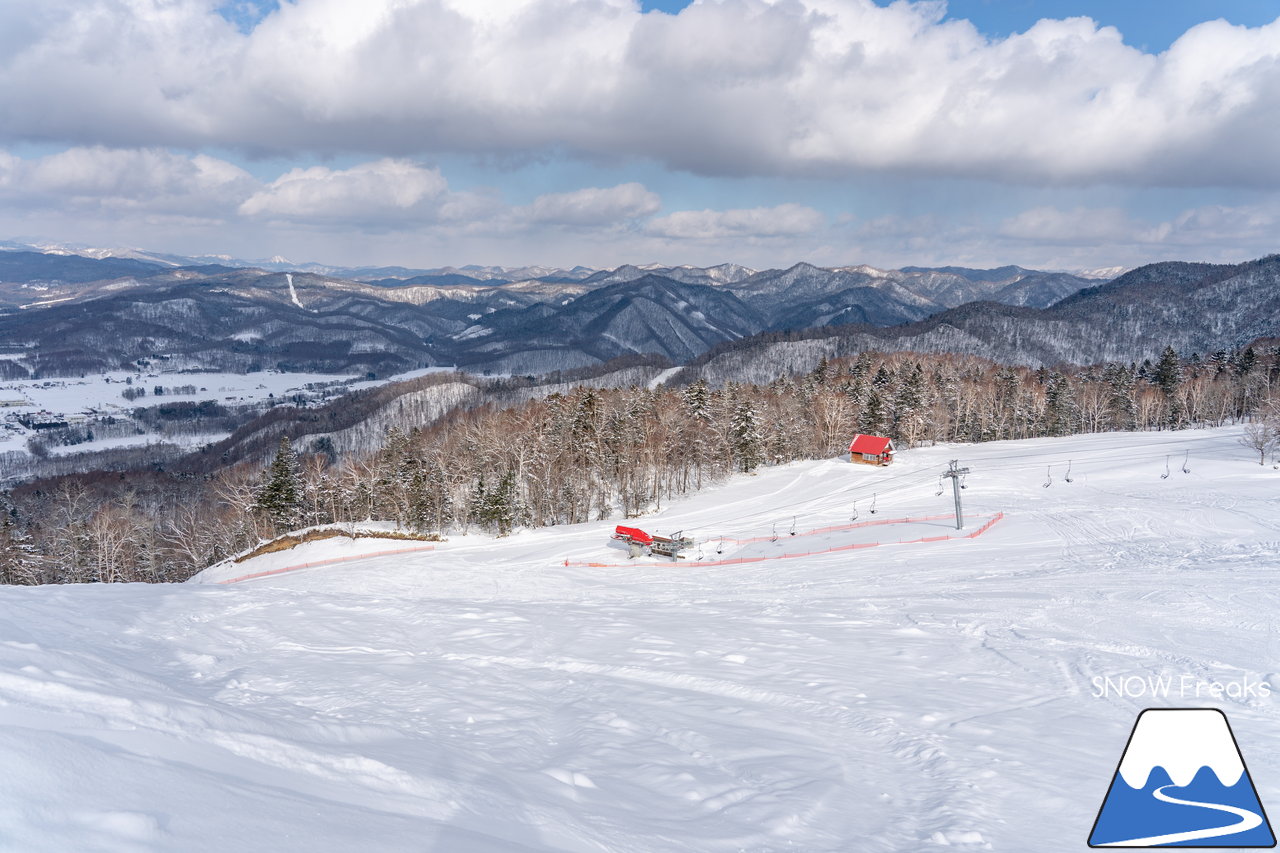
[848,434,895,466]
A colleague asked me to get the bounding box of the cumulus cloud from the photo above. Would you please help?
[0,150,17,188]
[998,202,1280,257]
[239,159,451,223]
[1,1,1278,186]
[522,182,660,226]
[647,203,824,239]
[998,206,1161,245]
[0,146,256,216]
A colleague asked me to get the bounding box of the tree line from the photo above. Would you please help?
[2,344,1277,585]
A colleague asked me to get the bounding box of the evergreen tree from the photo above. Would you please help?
[862,387,886,436]
[1043,371,1076,436]
[682,379,711,421]
[0,492,39,585]
[468,475,489,531]
[729,400,764,472]
[1102,363,1138,431]
[1236,346,1258,376]
[256,437,303,534]
[848,351,873,382]
[810,357,830,385]
[487,469,522,536]
[1188,352,1203,376]
[1153,345,1182,394]
[470,470,523,535]
[891,363,928,445]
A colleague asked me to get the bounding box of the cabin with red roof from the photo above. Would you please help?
[848,434,895,466]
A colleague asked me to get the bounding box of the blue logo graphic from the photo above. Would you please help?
[1089,708,1275,847]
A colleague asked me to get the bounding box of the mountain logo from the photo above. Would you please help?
[1089,708,1275,847]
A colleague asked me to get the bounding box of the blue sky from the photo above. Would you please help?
[641,0,1279,51]
[2,0,1279,271]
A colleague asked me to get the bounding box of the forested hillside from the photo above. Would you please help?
[3,343,1276,586]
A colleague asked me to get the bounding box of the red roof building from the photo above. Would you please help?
[612,525,653,546]
[848,434,895,466]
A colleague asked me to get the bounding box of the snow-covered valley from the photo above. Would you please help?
[1,427,1278,851]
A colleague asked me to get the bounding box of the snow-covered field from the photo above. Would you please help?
[0,366,457,454]
[2,427,1279,851]
[0,367,457,417]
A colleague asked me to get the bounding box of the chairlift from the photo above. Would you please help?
[1181,450,1190,474]
[959,472,968,490]
[935,476,944,497]
[869,493,878,515]
[850,501,859,521]
[789,515,797,536]
[1064,460,1073,484]
[696,545,704,561]
[1161,455,1171,479]
[771,524,778,543]
[716,537,724,555]
[1042,466,1052,488]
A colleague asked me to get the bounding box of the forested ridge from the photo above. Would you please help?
[2,344,1277,585]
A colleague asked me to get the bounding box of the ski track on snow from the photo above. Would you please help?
[0,427,1278,851]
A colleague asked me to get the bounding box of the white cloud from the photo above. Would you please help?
[998,201,1280,257]
[647,203,824,239]
[239,159,450,222]
[0,150,17,188]
[1,1,1278,186]
[0,146,256,215]
[998,206,1155,245]
[523,182,660,226]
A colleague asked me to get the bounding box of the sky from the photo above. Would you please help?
[1,0,1278,272]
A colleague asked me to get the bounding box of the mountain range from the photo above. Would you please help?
[2,242,1274,380]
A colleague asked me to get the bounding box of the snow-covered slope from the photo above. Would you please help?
[3,427,1280,851]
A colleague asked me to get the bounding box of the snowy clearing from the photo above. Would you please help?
[646,367,681,389]
[0,366,460,456]
[0,367,458,418]
[43,432,228,457]
[3,427,1280,851]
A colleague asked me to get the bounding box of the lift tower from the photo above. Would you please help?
[942,459,970,530]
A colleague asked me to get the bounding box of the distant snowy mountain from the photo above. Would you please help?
[683,255,1280,384]
[1076,265,1130,280]
[0,239,1265,377]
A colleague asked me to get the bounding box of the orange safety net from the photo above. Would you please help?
[563,512,1005,569]
[216,544,438,585]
